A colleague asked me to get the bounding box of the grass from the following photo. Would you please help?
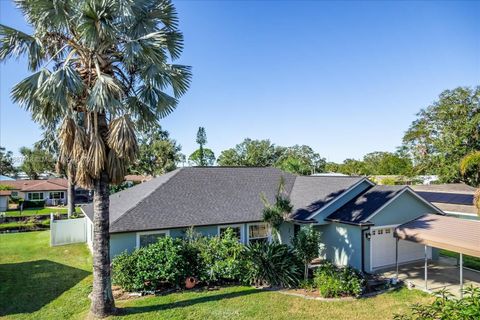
[0,231,434,320]
[4,207,81,217]
[440,249,480,271]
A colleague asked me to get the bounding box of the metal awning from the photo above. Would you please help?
[394,214,480,258]
[393,214,480,297]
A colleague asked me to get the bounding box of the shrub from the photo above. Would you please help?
[196,228,246,284]
[313,262,364,298]
[244,241,302,288]
[293,225,320,280]
[22,200,45,209]
[112,237,186,291]
[393,286,480,320]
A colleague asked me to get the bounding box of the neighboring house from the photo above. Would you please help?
[0,175,15,181]
[0,178,68,206]
[410,183,478,220]
[124,175,152,184]
[81,167,443,273]
[0,190,11,211]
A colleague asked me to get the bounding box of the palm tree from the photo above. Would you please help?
[460,151,480,215]
[0,1,191,317]
[261,177,293,243]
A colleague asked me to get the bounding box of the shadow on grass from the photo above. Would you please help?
[0,260,90,316]
[116,288,261,316]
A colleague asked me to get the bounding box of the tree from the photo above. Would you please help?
[19,146,55,179]
[217,139,283,166]
[189,148,215,166]
[274,145,326,175]
[363,151,413,176]
[261,177,293,243]
[189,127,215,166]
[460,152,480,215]
[403,87,480,182]
[293,226,320,281]
[0,147,16,176]
[0,1,191,316]
[131,127,183,176]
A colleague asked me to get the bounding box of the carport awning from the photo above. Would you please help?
[394,214,480,258]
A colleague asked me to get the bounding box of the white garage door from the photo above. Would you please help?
[371,226,431,270]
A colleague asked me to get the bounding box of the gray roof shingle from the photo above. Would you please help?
[82,167,364,233]
[325,185,406,225]
[289,176,365,220]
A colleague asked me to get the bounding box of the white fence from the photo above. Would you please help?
[50,215,86,246]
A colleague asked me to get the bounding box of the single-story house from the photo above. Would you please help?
[0,178,68,206]
[82,167,443,273]
[410,183,478,220]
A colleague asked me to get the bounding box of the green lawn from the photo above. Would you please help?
[4,207,81,217]
[440,249,480,271]
[0,231,433,320]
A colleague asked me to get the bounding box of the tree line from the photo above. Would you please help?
[2,86,480,187]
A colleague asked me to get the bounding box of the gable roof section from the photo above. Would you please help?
[326,185,443,226]
[289,176,365,221]
[0,179,68,191]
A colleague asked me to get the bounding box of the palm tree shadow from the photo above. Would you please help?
[0,260,90,316]
[116,288,261,316]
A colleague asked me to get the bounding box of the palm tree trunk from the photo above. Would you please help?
[90,114,115,318]
[67,174,75,218]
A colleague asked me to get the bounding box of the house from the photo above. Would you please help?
[81,167,443,273]
[410,183,478,220]
[0,178,68,206]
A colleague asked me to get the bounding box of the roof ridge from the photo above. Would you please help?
[110,168,183,227]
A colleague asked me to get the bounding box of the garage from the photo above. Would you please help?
[370,225,431,270]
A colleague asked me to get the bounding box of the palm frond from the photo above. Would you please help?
[87,132,106,178]
[36,64,84,108]
[14,0,71,31]
[75,154,93,189]
[72,124,89,163]
[107,116,138,162]
[0,24,45,70]
[460,151,480,175]
[87,73,124,113]
[58,117,75,159]
[107,149,127,185]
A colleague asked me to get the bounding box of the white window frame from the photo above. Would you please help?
[49,191,65,199]
[136,230,170,249]
[27,192,44,201]
[247,222,271,244]
[217,224,244,243]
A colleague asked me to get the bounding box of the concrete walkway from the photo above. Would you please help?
[377,257,480,297]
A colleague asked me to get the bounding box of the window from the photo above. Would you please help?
[136,231,169,248]
[218,225,243,242]
[378,229,383,235]
[27,192,43,200]
[385,228,391,234]
[248,223,270,244]
[11,191,18,197]
[49,191,65,199]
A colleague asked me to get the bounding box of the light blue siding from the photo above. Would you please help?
[311,180,372,224]
[279,222,294,245]
[110,233,136,258]
[316,222,363,270]
[369,190,439,226]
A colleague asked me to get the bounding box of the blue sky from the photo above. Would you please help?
[0,1,479,163]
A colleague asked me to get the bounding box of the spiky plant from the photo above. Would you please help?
[261,177,293,243]
[0,0,191,317]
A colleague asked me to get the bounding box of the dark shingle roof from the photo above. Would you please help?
[289,176,365,220]
[83,167,364,233]
[326,185,406,225]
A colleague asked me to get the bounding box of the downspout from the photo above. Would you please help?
[361,226,370,274]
